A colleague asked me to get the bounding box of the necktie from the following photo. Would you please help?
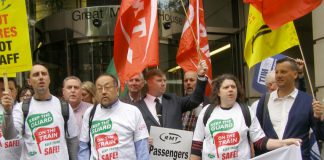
[155,98,163,126]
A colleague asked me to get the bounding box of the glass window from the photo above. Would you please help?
[69,41,113,82]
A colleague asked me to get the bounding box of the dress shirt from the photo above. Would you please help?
[144,94,162,124]
[268,88,298,139]
[73,101,92,134]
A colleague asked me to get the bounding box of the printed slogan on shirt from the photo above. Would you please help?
[209,118,240,160]
[91,118,119,160]
[26,112,62,157]
[0,112,22,156]
[0,0,32,74]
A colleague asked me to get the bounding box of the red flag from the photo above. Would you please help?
[176,0,213,95]
[244,0,322,29]
[114,0,159,90]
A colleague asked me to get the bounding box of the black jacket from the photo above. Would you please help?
[135,78,207,132]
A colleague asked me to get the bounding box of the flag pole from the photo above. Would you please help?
[298,45,315,98]
[180,0,202,61]
[196,0,202,61]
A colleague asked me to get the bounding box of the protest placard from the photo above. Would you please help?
[150,126,193,160]
[0,0,32,74]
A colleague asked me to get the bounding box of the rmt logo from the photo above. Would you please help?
[159,132,181,144]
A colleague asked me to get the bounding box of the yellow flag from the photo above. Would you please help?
[244,5,300,68]
[0,0,32,74]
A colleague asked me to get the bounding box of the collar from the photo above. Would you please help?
[146,94,162,103]
[73,101,83,112]
[128,93,142,102]
[101,99,119,109]
[219,102,238,110]
[33,95,52,101]
[272,88,298,100]
[129,93,135,102]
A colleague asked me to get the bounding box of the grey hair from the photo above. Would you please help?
[265,70,276,85]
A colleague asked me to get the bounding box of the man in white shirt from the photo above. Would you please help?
[78,73,149,160]
[1,64,79,160]
[254,58,324,159]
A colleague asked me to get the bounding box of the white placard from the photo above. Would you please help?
[251,145,302,160]
[150,126,193,160]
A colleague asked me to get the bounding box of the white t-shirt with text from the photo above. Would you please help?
[0,103,23,160]
[79,101,149,160]
[193,103,265,160]
[12,96,78,160]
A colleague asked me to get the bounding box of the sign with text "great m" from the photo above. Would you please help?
[0,0,32,74]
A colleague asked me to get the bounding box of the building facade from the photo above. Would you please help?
[28,0,317,101]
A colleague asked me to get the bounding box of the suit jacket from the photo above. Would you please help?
[120,93,142,105]
[136,78,207,132]
[120,93,134,105]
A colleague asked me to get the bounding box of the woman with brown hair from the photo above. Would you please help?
[191,74,301,160]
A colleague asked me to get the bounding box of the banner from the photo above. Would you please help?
[244,0,322,29]
[114,0,159,91]
[310,131,321,160]
[176,0,212,95]
[244,5,299,68]
[252,54,285,93]
[252,145,302,160]
[150,126,193,160]
[0,0,32,74]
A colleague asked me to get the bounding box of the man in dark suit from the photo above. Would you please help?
[136,60,208,132]
[120,73,145,105]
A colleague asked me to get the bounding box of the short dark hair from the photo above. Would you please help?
[276,57,298,71]
[29,63,49,78]
[210,74,245,106]
[0,78,17,88]
[96,73,119,87]
[63,76,81,87]
[19,85,34,98]
[145,69,165,80]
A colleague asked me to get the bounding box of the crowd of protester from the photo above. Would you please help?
[1,58,323,160]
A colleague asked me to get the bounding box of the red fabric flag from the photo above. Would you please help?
[244,0,322,29]
[114,0,159,90]
[176,0,213,95]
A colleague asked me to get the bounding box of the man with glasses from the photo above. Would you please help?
[78,73,149,160]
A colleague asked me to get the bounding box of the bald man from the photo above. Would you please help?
[1,64,79,160]
[182,71,209,131]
